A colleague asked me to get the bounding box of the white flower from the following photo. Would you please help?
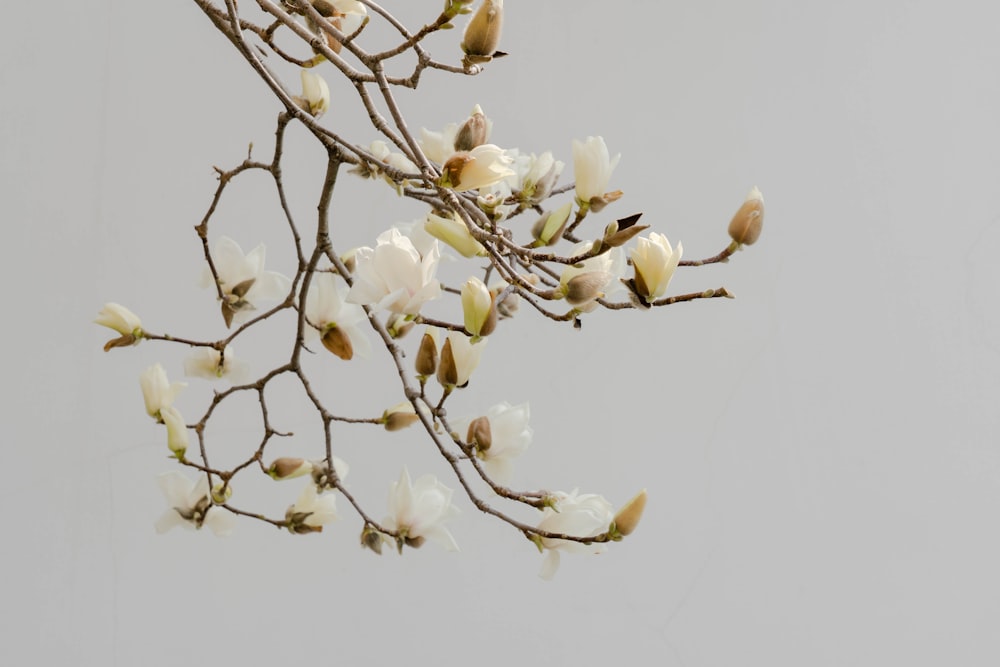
[346,229,441,315]
[285,483,339,533]
[299,70,330,117]
[201,236,291,328]
[572,136,620,204]
[384,467,460,551]
[461,276,496,338]
[154,471,235,536]
[454,401,532,481]
[511,151,564,204]
[629,232,683,303]
[140,363,186,421]
[94,303,142,336]
[536,490,615,580]
[441,144,516,192]
[95,303,144,351]
[305,272,370,360]
[183,346,250,382]
[424,212,486,258]
[160,406,189,460]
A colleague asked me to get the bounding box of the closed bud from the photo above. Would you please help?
[613,489,647,537]
[268,457,314,480]
[461,276,497,338]
[466,416,492,452]
[587,190,623,214]
[382,402,420,432]
[361,523,385,554]
[563,271,610,307]
[437,338,459,387]
[461,0,504,63]
[211,482,232,505]
[531,201,574,247]
[601,213,648,248]
[728,186,764,246]
[425,211,486,258]
[415,332,439,377]
[454,104,489,151]
[321,324,354,360]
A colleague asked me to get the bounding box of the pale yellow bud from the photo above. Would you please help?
[728,186,764,246]
[613,489,648,537]
[531,201,574,247]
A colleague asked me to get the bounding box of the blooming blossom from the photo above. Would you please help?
[154,471,235,536]
[201,236,291,328]
[140,363,185,421]
[455,401,532,481]
[384,467,460,551]
[285,483,339,533]
[183,346,250,382]
[572,136,620,205]
[629,233,682,303]
[305,272,370,360]
[94,304,143,352]
[346,229,441,315]
[536,490,615,580]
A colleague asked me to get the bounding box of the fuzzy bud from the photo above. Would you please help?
[466,416,492,452]
[564,272,610,307]
[454,104,489,151]
[321,324,353,360]
[382,402,420,432]
[613,489,648,537]
[415,332,439,377]
[437,338,459,387]
[268,458,314,480]
[728,186,764,246]
[461,0,504,63]
[461,276,497,339]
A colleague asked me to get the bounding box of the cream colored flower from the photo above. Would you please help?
[629,233,682,303]
[299,69,330,117]
[424,212,486,258]
[441,144,515,192]
[346,229,441,315]
[572,136,620,205]
[201,236,291,328]
[139,363,186,422]
[183,346,250,382]
[536,490,615,580]
[461,276,496,338]
[285,483,339,534]
[154,471,235,536]
[384,467,460,551]
[305,272,370,360]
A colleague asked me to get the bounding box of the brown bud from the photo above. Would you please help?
[103,333,139,352]
[437,338,459,387]
[614,489,648,537]
[268,457,313,480]
[321,325,354,360]
[728,186,764,246]
[455,107,489,151]
[383,409,420,432]
[415,332,439,376]
[588,190,623,214]
[461,0,504,59]
[564,272,609,307]
[602,213,649,248]
[466,416,492,452]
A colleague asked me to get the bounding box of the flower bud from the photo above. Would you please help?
[563,271,610,307]
[728,186,764,246]
[268,457,314,480]
[466,416,492,452]
[454,104,489,151]
[321,324,353,360]
[461,276,497,338]
[415,331,439,377]
[161,406,189,461]
[210,482,232,505]
[613,489,647,537]
[437,338,459,387]
[425,211,486,258]
[361,523,385,554]
[530,201,573,247]
[587,190,623,214]
[601,213,648,249]
[461,0,504,64]
[94,303,143,351]
[299,70,330,118]
[382,402,420,432]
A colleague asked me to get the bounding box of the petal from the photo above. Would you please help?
[538,550,561,580]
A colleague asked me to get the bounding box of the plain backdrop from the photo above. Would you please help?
[3,1,1000,665]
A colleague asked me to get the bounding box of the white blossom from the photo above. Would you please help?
[454,401,532,481]
[629,232,683,303]
[305,272,371,360]
[536,490,615,580]
[140,363,185,421]
[154,471,235,536]
[183,346,250,383]
[299,69,330,117]
[94,303,142,337]
[285,483,339,533]
[201,236,291,328]
[384,467,460,551]
[346,229,441,315]
[442,144,515,192]
[572,136,620,204]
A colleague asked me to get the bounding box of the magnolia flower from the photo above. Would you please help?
[461,276,496,338]
[201,236,291,328]
[285,483,339,534]
[140,363,185,421]
[572,136,620,206]
[455,401,531,481]
[94,303,143,351]
[305,272,370,360]
[419,104,493,164]
[558,242,626,311]
[514,151,564,204]
[183,346,250,382]
[536,490,615,580]
[437,331,486,388]
[299,69,330,117]
[154,471,235,536]
[629,233,683,304]
[424,212,486,258]
[160,406,189,460]
[441,144,515,192]
[346,229,441,316]
[384,467,460,551]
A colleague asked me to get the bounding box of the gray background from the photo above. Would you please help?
[3,1,1000,665]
